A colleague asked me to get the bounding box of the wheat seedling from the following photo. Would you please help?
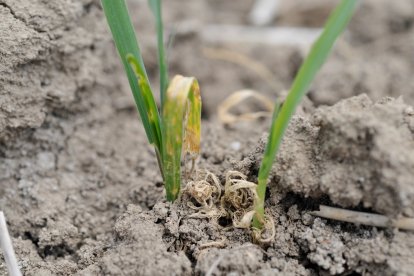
[101,0,201,201]
[252,0,358,231]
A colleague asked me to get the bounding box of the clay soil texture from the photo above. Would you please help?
[1,0,414,275]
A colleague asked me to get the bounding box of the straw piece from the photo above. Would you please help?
[202,47,281,92]
[0,212,22,276]
[201,25,321,48]
[217,90,274,124]
[311,205,414,231]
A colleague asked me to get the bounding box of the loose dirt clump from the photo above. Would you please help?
[78,205,192,275]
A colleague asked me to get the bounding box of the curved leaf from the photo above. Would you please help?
[162,75,201,201]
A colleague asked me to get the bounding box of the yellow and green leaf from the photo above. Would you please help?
[127,54,163,152]
[101,0,161,149]
[102,0,201,202]
[162,75,201,201]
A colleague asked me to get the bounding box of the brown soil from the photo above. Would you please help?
[0,0,413,275]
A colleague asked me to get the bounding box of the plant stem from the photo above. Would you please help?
[253,102,281,228]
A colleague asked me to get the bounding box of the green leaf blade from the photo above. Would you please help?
[148,0,169,110]
[253,0,358,229]
[127,55,163,152]
[101,0,162,150]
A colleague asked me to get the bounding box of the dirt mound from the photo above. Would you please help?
[92,189,414,275]
[0,0,118,144]
[79,205,192,275]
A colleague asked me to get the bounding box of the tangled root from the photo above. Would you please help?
[199,237,227,250]
[183,170,275,244]
[184,170,221,208]
[183,170,225,220]
[222,171,257,209]
[232,210,256,228]
[220,171,258,228]
[252,213,276,244]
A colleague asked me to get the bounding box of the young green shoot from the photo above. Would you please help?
[252,0,358,229]
[148,0,169,107]
[101,0,201,201]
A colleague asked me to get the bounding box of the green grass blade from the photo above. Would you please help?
[252,0,358,229]
[162,75,201,201]
[127,55,163,153]
[148,0,169,110]
[101,0,162,151]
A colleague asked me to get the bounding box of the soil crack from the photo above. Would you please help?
[0,1,45,34]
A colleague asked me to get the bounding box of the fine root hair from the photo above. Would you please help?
[252,213,276,244]
[221,171,258,228]
[183,170,225,220]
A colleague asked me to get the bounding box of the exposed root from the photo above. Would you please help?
[311,205,414,231]
[252,214,276,244]
[184,170,221,207]
[221,171,258,228]
[183,170,276,244]
[232,210,256,229]
[183,170,225,221]
[222,171,257,210]
[199,238,228,250]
